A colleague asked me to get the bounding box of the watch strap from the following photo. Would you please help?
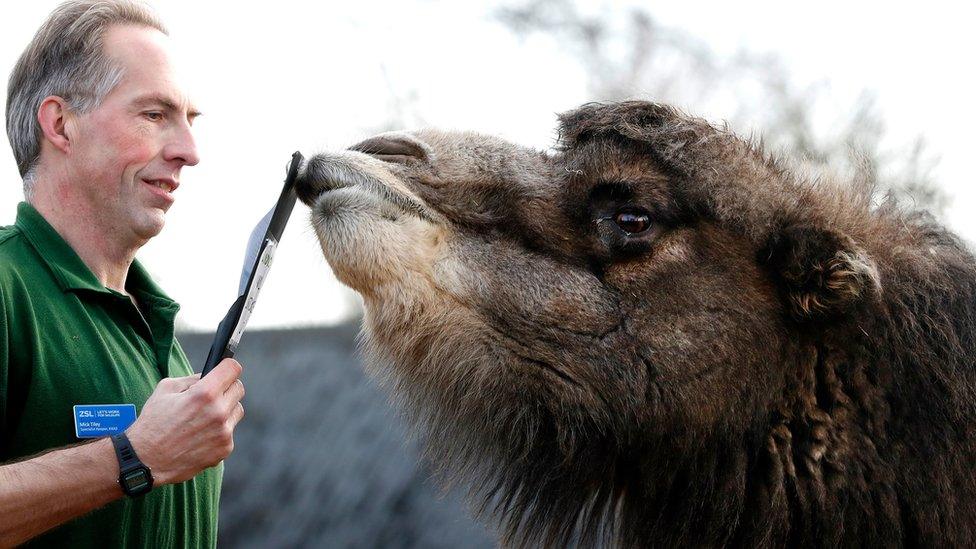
[111,432,140,469]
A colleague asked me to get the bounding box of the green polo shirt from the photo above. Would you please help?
[0,202,221,547]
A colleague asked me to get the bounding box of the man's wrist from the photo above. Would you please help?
[58,436,127,500]
[124,425,171,486]
[90,437,125,496]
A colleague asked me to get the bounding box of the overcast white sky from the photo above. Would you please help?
[2,1,974,332]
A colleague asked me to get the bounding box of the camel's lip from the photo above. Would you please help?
[300,152,440,224]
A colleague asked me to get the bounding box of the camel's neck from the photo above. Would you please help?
[614,340,902,547]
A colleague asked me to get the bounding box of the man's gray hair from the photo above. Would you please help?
[5,0,166,196]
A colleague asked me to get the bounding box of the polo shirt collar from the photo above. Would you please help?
[127,256,180,312]
[14,201,179,310]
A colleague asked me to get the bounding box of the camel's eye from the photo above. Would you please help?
[614,211,651,234]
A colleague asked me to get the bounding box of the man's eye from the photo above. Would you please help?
[143,111,164,121]
[613,211,651,234]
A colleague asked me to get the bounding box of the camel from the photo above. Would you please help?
[295,101,976,547]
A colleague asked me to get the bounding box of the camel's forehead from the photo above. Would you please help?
[385,128,554,198]
[411,128,544,169]
[409,128,659,184]
[412,127,523,153]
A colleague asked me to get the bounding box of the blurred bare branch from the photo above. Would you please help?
[496,0,945,215]
[373,64,427,135]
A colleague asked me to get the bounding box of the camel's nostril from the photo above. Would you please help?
[294,155,335,206]
[349,134,429,164]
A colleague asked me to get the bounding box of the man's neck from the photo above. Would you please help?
[28,178,143,294]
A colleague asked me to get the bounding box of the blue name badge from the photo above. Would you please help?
[73,404,137,439]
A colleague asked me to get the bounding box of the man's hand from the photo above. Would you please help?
[126,358,245,485]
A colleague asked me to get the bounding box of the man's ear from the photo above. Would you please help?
[37,96,73,154]
[760,224,881,321]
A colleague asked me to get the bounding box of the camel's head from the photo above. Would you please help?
[296,101,881,545]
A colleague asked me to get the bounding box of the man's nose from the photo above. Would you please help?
[163,120,200,167]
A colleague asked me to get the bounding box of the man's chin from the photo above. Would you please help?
[132,211,167,242]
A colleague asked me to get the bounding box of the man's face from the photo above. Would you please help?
[65,24,199,242]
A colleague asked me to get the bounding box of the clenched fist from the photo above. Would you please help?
[126,358,245,485]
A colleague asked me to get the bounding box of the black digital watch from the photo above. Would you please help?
[110,432,153,498]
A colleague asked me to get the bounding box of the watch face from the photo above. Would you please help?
[122,469,151,493]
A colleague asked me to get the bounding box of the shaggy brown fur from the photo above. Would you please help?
[297,101,976,548]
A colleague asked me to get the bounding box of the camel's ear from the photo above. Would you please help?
[760,225,880,321]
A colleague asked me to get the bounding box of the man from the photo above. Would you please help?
[0,1,245,546]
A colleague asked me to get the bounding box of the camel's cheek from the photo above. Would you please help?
[311,187,446,295]
[605,224,789,428]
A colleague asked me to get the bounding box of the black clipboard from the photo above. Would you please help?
[200,151,303,376]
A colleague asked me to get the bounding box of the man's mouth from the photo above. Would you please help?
[145,179,178,193]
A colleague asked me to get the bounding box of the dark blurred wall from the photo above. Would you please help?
[179,324,496,548]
